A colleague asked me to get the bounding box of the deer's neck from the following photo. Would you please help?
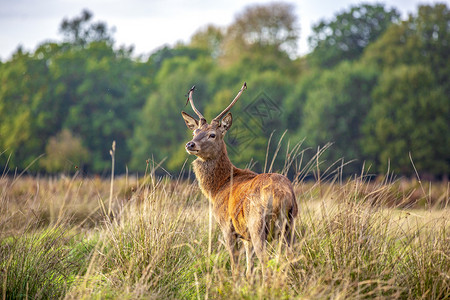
[192,143,236,199]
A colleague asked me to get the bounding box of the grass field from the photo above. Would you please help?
[1,166,449,299]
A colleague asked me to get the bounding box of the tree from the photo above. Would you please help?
[40,129,90,173]
[203,72,291,171]
[190,25,224,59]
[295,62,379,174]
[308,3,400,68]
[129,54,216,172]
[0,47,55,170]
[359,3,449,177]
[284,69,321,133]
[220,2,299,67]
[0,10,151,173]
[57,42,149,172]
[51,11,151,173]
[148,45,209,72]
[362,65,449,177]
[59,9,115,46]
[363,4,449,94]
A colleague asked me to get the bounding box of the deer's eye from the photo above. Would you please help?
[209,133,216,139]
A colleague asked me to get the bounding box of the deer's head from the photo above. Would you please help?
[181,83,247,161]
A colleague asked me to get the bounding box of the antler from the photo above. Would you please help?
[186,85,206,123]
[213,82,247,122]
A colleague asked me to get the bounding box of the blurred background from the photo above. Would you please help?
[0,0,448,179]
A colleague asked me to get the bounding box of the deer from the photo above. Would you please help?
[181,82,298,278]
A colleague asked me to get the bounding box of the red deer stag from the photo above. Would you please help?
[181,83,298,277]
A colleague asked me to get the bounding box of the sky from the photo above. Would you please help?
[0,0,445,61]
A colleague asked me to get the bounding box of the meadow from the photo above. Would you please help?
[1,163,449,299]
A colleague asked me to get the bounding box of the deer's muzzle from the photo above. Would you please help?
[186,141,199,154]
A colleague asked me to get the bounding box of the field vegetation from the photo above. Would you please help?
[1,157,448,299]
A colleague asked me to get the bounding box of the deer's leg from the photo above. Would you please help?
[243,240,254,279]
[284,210,296,248]
[248,211,267,267]
[221,224,239,274]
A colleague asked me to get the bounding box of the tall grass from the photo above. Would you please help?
[0,154,449,299]
[0,224,94,299]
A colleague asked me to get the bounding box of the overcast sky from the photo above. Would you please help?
[0,0,444,61]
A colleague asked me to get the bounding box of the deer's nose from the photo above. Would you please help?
[186,141,196,150]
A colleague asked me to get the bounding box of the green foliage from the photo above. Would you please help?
[295,62,379,174]
[40,129,90,173]
[236,71,293,170]
[225,2,299,55]
[308,3,400,68]
[284,69,321,134]
[0,227,93,299]
[220,2,299,68]
[130,54,215,172]
[360,3,450,177]
[59,42,149,172]
[190,25,224,58]
[148,44,209,71]
[0,3,449,177]
[0,13,150,173]
[363,3,449,94]
[362,65,449,175]
[0,48,53,170]
[59,9,115,46]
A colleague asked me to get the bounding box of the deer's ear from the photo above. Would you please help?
[181,111,198,130]
[219,112,233,133]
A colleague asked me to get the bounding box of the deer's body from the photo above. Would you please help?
[182,83,297,276]
[193,147,297,242]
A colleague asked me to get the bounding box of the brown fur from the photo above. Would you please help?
[182,111,298,277]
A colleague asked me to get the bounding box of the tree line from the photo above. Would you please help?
[0,3,448,178]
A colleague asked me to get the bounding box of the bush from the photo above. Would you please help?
[40,129,90,173]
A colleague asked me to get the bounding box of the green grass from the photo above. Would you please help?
[0,225,95,299]
[0,171,449,299]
